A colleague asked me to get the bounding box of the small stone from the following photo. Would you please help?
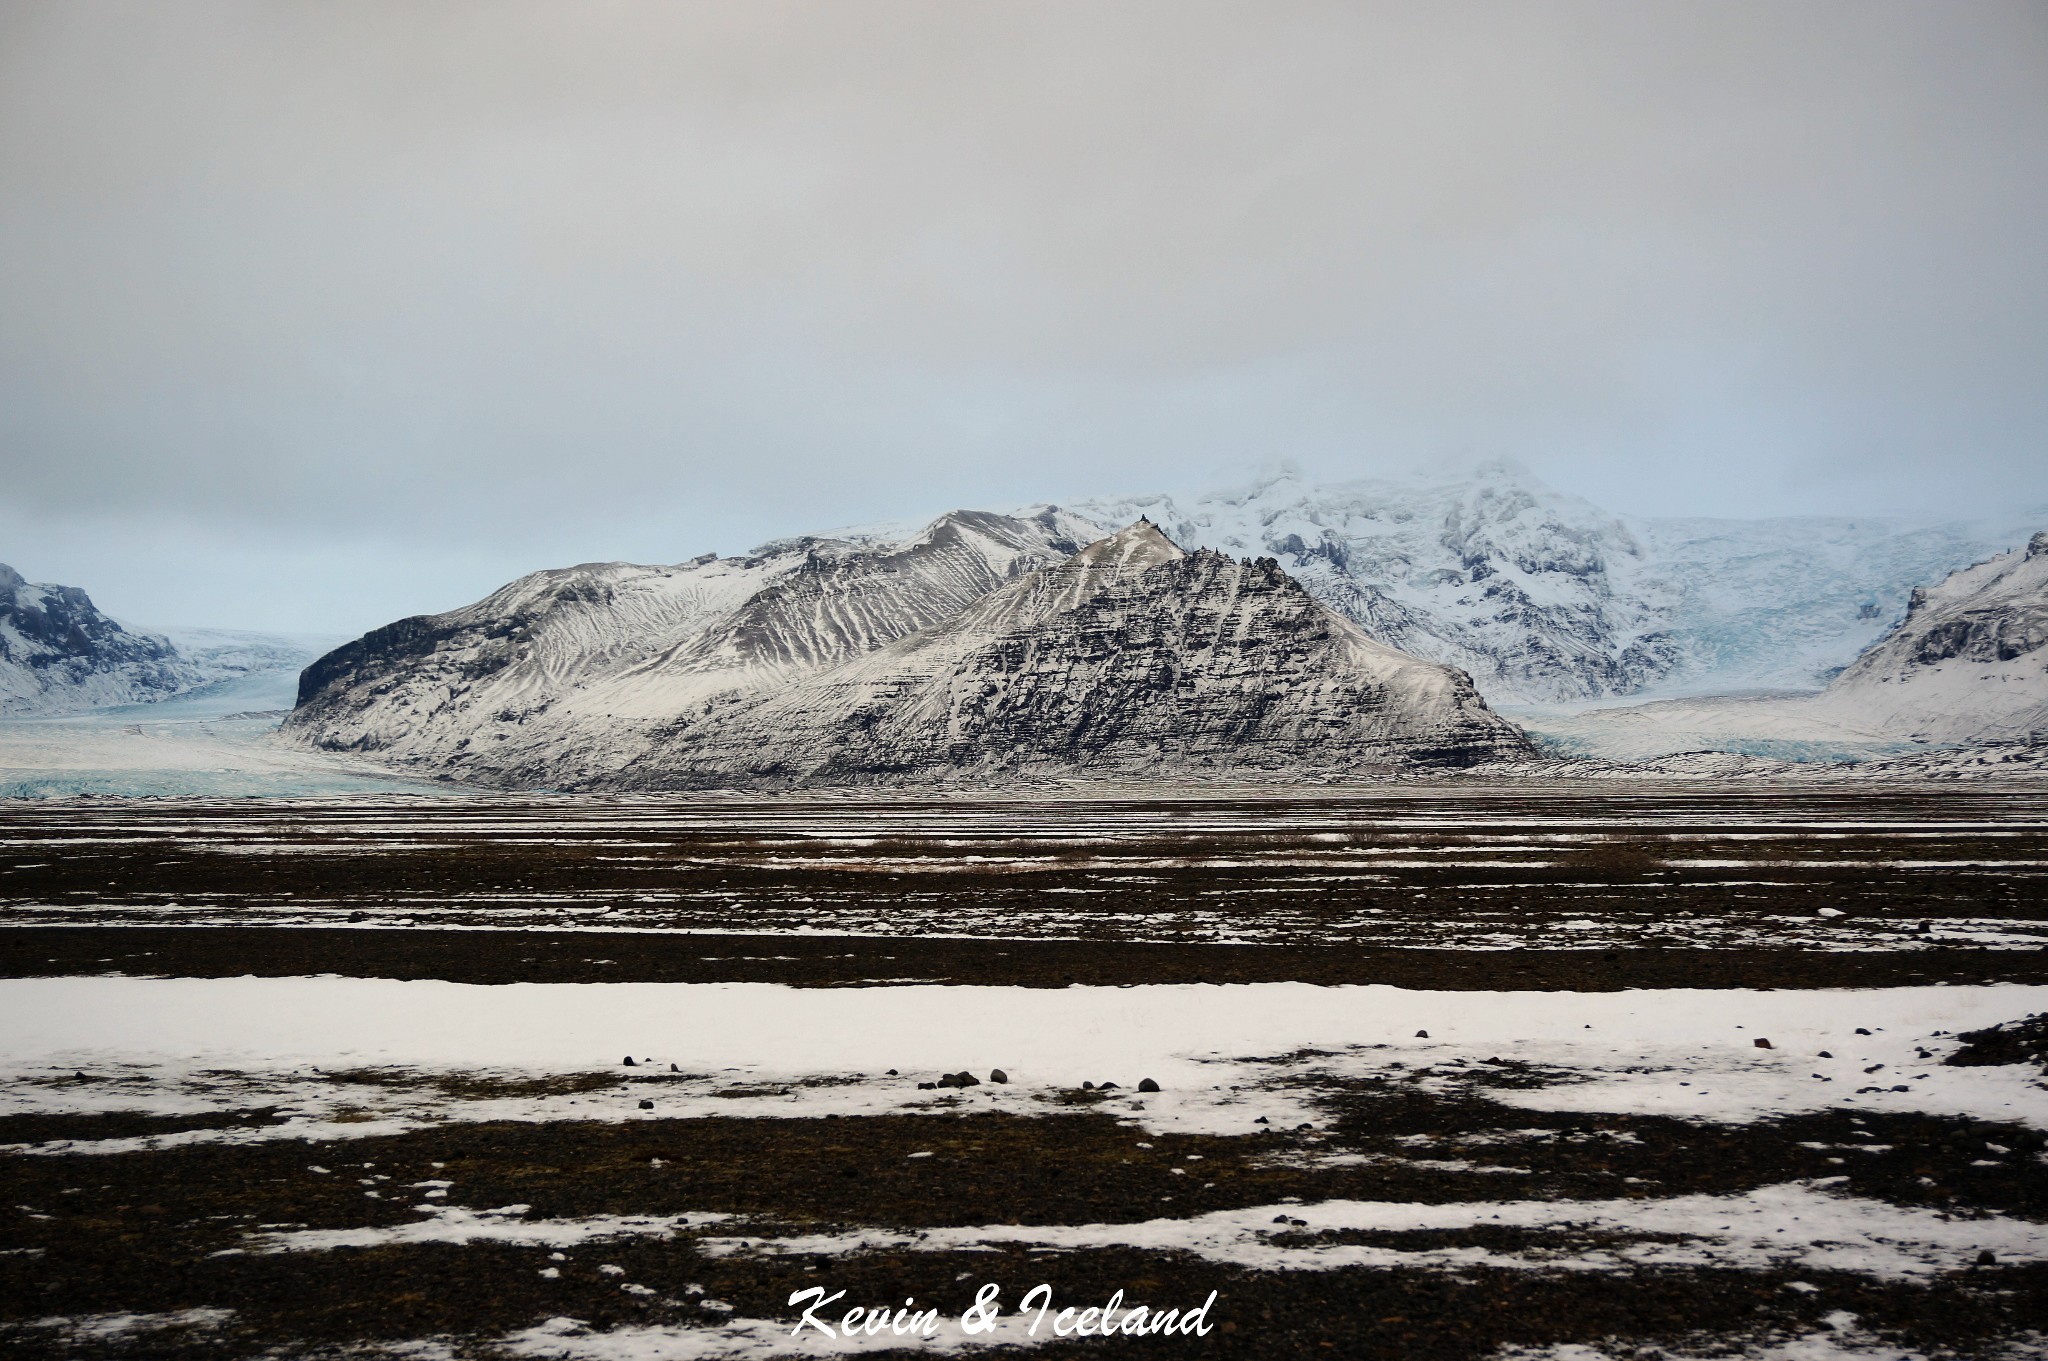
[637,1099,653,1110]
[622,1056,637,1067]
[989,1069,1009,1084]
[917,1082,936,1090]
[1254,1116,1269,1124]
[1855,1027,1872,1036]
[1976,1249,1997,1266]
[1082,1081,1095,1090]
[1098,1080,1118,1090]
[1414,1030,1429,1039]
[887,1069,899,1076]
[669,1064,678,1072]
[1138,1078,1161,1092]
[958,1071,981,1087]
[1818,1051,1833,1058]
[1754,1038,1774,1049]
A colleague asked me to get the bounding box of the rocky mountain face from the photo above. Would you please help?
[285,519,1529,787]
[1809,531,2048,744]
[287,509,1099,768]
[0,563,198,714]
[1067,462,2042,703]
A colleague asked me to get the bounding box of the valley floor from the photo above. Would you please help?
[2,791,2044,1359]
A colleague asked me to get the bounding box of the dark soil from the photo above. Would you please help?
[3,789,2044,956]
[5,925,2044,990]
[3,1100,2042,1359]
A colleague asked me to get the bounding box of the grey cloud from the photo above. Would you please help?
[1,0,2044,629]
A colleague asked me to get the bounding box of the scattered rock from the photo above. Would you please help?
[1138,1078,1161,1092]
[1081,1081,1095,1090]
[1254,1116,1269,1125]
[1818,1051,1833,1058]
[1944,1013,2048,1070]
[917,1082,936,1090]
[1099,1081,1119,1090]
[1855,1028,1872,1036]
[637,1099,653,1110]
[1976,1250,1998,1266]
[622,1057,637,1067]
[669,1063,678,1073]
[886,1069,899,1076]
[989,1069,1008,1084]
[1415,1030,1429,1039]
[1754,1038,1774,1049]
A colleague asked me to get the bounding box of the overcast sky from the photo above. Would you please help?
[3,1,2046,634]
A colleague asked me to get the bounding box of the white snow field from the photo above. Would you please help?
[3,977,2042,1144]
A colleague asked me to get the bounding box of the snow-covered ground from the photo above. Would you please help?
[5,976,2042,1359]
[4,978,2041,1146]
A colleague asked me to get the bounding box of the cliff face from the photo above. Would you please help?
[285,519,1530,788]
[0,563,197,714]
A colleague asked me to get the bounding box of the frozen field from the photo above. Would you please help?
[2,973,2043,1359]
[3,790,2045,1358]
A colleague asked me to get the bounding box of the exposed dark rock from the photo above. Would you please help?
[1945,1013,2048,1069]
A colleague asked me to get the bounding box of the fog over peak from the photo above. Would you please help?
[2,1,2044,632]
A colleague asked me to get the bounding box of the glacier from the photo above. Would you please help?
[1064,460,2047,704]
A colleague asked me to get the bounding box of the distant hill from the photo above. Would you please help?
[283,517,1529,788]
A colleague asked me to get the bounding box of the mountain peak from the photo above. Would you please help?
[1074,519,1185,572]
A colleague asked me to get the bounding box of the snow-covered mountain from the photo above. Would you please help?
[1067,462,2043,703]
[0,562,337,716]
[0,562,199,714]
[284,517,1528,787]
[1805,530,2048,745]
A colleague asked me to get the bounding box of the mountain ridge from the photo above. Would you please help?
[284,519,1529,787]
